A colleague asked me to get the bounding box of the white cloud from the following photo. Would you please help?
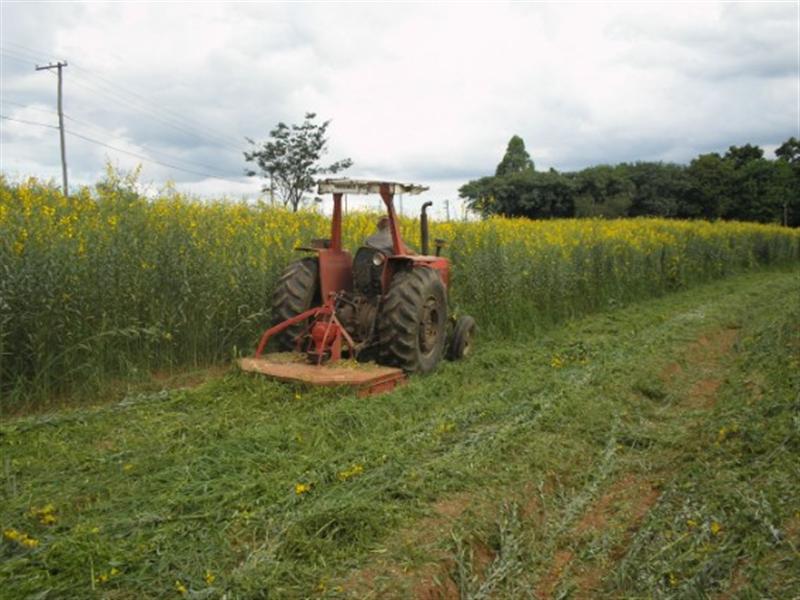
[1,1,797,213]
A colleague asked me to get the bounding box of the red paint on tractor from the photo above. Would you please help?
[242,178,471,396]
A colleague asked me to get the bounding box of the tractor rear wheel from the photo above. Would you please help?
[270,257,320,350]
[379,267,448,374]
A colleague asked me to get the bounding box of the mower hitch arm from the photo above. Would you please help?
[254,306,330,358]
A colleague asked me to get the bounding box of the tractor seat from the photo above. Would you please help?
[364,228,394,254]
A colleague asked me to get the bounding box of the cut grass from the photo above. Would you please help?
[1,269,798,598]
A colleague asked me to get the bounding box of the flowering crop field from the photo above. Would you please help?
[1,176,798,408]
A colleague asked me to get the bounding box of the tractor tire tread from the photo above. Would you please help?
[378,267,447,374]
[270,257,320,350]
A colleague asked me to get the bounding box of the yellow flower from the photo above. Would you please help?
[550,355,564,369]
[686,519,697,529]
[710,521,722,535]
[175,580,188,595]
[123,463,134,472]
[294,392,302,401]
[110,567,120,576]
[21,536,38,548]
[4,528,38,548]
[337,463,364,481]
[436,421,455,434]
[29,503,57,525]
[204,570,215,585]
[96,573,109,584]
[295,482,311,495]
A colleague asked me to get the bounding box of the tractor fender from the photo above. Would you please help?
[383,255,449,290]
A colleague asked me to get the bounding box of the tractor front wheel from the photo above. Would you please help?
[270,257,320,350]
[379,267,448,374]
[448,315,477,360]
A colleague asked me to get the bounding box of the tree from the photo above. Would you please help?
[775,137,800,164]
[686,153,734,219]
[775,137,800,226]
[727,158,784,222]
[244,113,353,211]
[572,165,634,218]
[495,135,534,176]
[493,170,573,219]
[724,144,764,169]
[623,162,692,218]
[458,175,497,217]
[459,170,573,219]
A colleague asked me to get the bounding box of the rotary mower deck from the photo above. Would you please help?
[239,355,405,397]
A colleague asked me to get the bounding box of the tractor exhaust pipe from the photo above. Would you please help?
[421,201,433,255]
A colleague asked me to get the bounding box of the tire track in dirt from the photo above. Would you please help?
[536,326,740,599]
[341,325,742,598]
[535,474,661,599]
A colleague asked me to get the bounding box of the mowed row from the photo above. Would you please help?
[1,269,798,598]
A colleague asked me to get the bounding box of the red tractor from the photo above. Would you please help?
[240,179,476,395]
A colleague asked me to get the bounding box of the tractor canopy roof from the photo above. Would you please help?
[317,178,428,196]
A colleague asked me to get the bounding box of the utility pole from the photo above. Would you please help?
[36,61,68,197]
[445,199,450,221]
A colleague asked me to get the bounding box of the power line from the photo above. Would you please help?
[3,43,245,153]
[65,70,244,153]
[1,99,57,115]
[5,41,246,149]
[65,129,250,184]
[2,41,250,158]
[4,99,238,175]
[69,60,245,148]
[1,114,59,129]
[2,114,252,184]
[1,42,47,63]
[63,114,236,175]
[0,51,35,67]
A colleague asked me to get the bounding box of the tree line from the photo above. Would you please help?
[459,136,800,226]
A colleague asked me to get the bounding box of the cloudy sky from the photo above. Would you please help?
[1,1,797,218]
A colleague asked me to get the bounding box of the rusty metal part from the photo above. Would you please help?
[239,356,406,397]
[421,201,433,255]
[318,179,428,196]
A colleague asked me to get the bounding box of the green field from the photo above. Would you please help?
[2,268,798,598]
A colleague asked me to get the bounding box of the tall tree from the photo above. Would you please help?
[724,144,764,169]
[775,137,800,164]
[244,113,353,211]
[686,153,733,219]
[495,135,534,176]
[775,137,800,226]
[572,165,634,218]
[624,162,692,218]
[458,176,497,217]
